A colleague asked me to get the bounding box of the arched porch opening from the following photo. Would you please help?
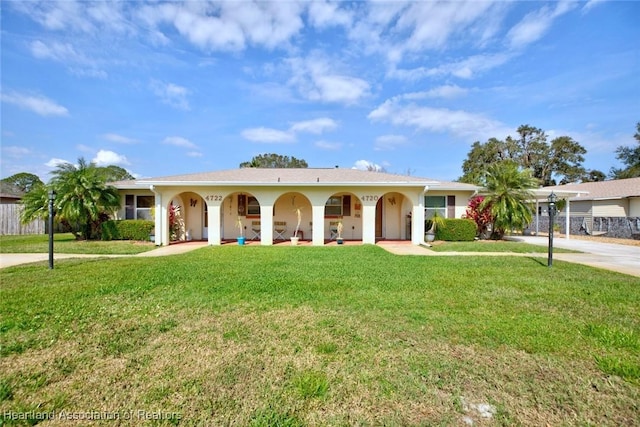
[273,192,312,241]
[220,191,261,242]
[324,192,363,242]
[375,191,413,241]
[167,192,206,243]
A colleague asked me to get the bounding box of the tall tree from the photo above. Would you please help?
[20,158,120,240]
[459,125,588,186]
[610,122,640,179]
[240,153,308,168]
[1,172,44,193]
[480,161,538,239]
[98,165,135,182]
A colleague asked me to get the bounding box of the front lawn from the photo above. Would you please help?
[1,246,638,425]
[0,233,156,255]
[428,240,579,253]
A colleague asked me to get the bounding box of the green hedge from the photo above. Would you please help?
[101,220,155,241]
[426,218,477,241]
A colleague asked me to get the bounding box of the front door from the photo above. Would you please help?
[203,202,208,239]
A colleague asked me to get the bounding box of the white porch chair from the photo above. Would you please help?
[250,221,261,240]
[274,221,287,240]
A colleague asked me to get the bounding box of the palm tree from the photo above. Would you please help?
[480,161,538,239]
[51,158,120,239]
[21,158,120,240]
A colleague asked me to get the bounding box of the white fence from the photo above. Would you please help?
[0,204,45,235]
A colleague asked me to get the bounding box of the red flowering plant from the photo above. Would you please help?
[463,196,494,239]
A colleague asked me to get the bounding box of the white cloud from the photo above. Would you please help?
[287,54,370,105]
[308,0,352,29]
[390,53,510,81]
[241,127,295,143]
[150,80,190,110]
[582,0,607,14]
[102,133,138,144]
[93,149,130,166]
[289,118,338,134]
[1,91,69,117]
[137,1,304,52]
[45,158,72,168]
[401,85,469,100]
[242,117,339,143]
[163,136,197,149]
[353,160,384,172]
[368,99,510,141]
[507,2,576,50]
[186,151,203,158]
[374,135,408,151]
[314,140,342,151]
[2,146,31,158]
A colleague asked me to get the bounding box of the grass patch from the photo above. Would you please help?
[1,245,638,425]
[428,240,579,253]
[0,233,155,254]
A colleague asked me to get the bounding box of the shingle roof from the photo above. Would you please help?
[0,182,24,199]
[112,168,479,191]
[544,177,640,200]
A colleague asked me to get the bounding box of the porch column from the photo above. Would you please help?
[362,203,376,244]
[152,187,162,246]
[412,203,425,245]
[312,204,325,246]
[207,204,221,245]
[565,199,571,240]
[260,205,274,245]
[161,199,170,246]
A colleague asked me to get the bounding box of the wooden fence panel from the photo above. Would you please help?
[0,204,45,235]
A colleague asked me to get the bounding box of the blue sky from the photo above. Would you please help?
[1,0,639,182]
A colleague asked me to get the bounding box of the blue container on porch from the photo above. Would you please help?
[237,236,246,245]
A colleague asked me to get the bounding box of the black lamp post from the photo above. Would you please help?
[48,190,56,269]
[547,192,557,267]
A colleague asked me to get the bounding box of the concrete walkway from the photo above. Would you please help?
[376,238,640,278]
[0,241,208,269]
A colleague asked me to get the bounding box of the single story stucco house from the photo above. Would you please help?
[535,177,640,239]
[111,168,480,246]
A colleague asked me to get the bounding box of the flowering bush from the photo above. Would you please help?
[464,196,493,239]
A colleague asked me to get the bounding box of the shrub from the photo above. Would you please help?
[435,219,476,241]
[101,220,154,241]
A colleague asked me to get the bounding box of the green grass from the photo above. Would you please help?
[428,240,579,253]
[0,233,156,254]
[1,245,638,426]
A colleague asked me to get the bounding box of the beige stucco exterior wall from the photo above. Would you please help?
[118,184,474,246]
[629,197,640,217]
[593,199,628,217]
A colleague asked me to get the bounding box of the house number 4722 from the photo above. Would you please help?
[361,195,380,201]
[205,195,222,201]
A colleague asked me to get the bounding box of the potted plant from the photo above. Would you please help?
[425,211,445,242]
[336,218,344,245]
[236,216,245,245]
[291,207,302,245]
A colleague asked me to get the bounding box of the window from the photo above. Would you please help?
[125,194,154,220]
[325,195,351,217]
[136,196,154,220]
[247,196,260,216]
[425,196,446,219]
[125,194,135,219]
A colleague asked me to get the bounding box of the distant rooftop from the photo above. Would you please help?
[544,177,640,200]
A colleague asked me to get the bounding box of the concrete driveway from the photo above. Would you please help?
[509,236,640,278]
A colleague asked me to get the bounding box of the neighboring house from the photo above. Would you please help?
[536,177,640,239]
[111,168,479,246]
[0,183,45,235]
